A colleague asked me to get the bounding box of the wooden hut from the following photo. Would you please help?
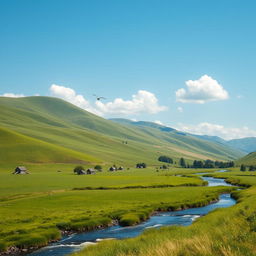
[86,168,96,175]
[13,166,29,174]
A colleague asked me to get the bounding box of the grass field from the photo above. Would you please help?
[74,169,256,256]
[0,166,232,252]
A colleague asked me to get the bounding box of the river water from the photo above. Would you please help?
[29,171,236,256]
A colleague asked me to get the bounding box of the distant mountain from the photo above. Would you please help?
[226,137,256,154]
[110,118,176,132]
[0,97,244,165]
[191,134,227,145]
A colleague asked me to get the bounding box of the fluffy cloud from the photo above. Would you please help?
[95,90,167,116]
[176,122,256,140]
[50,84,102,116]
[176,75,229,104]
[50,85,166,117]
[1,93,25,98]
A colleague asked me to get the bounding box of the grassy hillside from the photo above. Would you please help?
[0,126,99,164]
[0,96,243,165]
[236,152,256,166]
[110,118,243,161]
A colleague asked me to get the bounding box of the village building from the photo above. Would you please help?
[86,168,96,174]
[13,166,29,174]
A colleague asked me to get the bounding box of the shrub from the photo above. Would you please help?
[119,213,140,226]
[0,241,7,252]
[73,166,85,173]
[158,156,173,164]
[94,165,103,171]
[136,163,147,168]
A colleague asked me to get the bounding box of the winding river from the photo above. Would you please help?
[29,171,236,256]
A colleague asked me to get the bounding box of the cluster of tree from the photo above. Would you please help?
[136,163,147,168]
[191,159,234,169]
[177,158,235,169]
[158,155,173,164]
[73,165,85,173]
[73,165,103,173]
[240,164,256,171]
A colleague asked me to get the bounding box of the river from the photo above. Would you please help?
[29,171,236,256]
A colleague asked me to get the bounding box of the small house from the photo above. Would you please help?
[13,166,29,174]
[76,169,86,175]
[109,166,116,171]
[86,168,96,175]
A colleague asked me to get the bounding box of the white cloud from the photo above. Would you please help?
[1,93,25,98]
[176,75,229,104]
[50,85,166,117]
[176,122,256,140]
[50,84,102,116]
[154,120,164,125]
[177,107,183,113]
[95,90,167,116]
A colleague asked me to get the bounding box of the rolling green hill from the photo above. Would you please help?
[236,152,256,166]
[0,96,244,165]
[0,126,99,164]
[110,118,244,160]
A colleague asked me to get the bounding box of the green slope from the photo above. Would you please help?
[0,96,243,164]
[110,118,244,160]
[236,152,256,166]
[0,126,100,164]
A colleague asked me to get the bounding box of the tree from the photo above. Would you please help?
[179,157,186,168]
[249,165,256,171]
[73,165,85,173]
[240,164,246,172]
[136,163,147,168]
[94,165,103,171]
[158,155,173,164]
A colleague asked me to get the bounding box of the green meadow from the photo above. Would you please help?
[0,165,232,252]
[74,169,256,256]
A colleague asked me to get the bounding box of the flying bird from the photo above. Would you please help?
[93,94,107,101]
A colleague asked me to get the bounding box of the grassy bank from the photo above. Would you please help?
[0,166,231,252]
[72,170,256,256]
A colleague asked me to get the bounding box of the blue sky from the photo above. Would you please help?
[0,0,256,139]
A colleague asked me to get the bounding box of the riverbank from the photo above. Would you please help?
[20,173,236,255]
[0,186,233,256]
[73,171,256,256]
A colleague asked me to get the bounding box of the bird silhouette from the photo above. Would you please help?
[93,94,107,101]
